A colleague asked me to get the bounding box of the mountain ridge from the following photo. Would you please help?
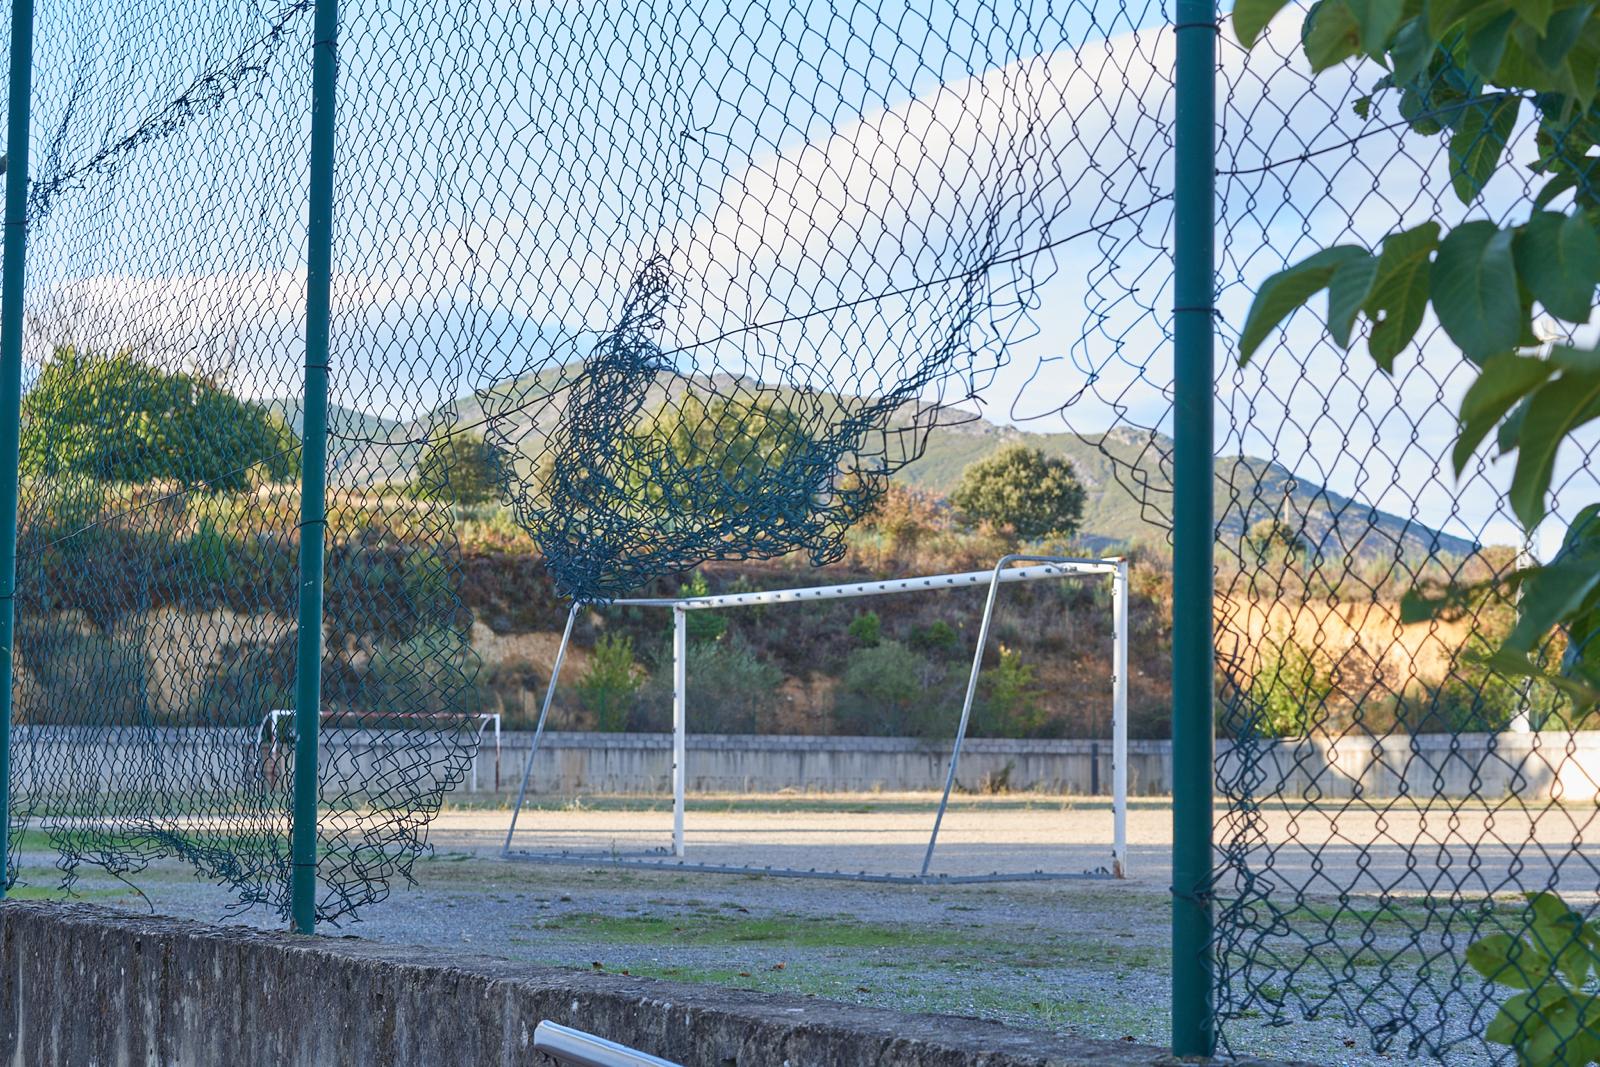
[285,371,1478,561]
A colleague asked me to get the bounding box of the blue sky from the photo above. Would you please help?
[11,0,1592,554]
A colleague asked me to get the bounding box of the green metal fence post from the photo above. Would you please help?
[292,0,339,934]
[0,0,36,901]
[1171,0,1218,1054]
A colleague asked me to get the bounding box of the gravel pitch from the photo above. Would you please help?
[10,793,1534,1065]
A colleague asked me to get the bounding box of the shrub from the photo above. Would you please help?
[680,571,727,643]
[576,632,643,732]
[854,483,945,565]
[847,611,881,647]
[358,627,473,715]
[636,638,782,733]
[973,645,1050,737]
[1238,638,1336,739]
[834,640,949,737]
[415,431,503,505]
[16,622,153,726]
[186,516,235,585]
[909,619,959,654]
[950,444,1085,542]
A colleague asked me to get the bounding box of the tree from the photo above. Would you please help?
[1233,1,1600,700]
[950,445,1086,541]
[1246,517,1308,564]
[21,347,296,491]
[548,389,820,530]
[633,390,817,520]
[575,632,643,732]
[416,431,502,505]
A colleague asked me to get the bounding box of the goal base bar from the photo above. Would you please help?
[500,848,1119,884]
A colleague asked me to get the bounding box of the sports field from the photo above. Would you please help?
[11,790,1574,1064]
[469,790,1596,896]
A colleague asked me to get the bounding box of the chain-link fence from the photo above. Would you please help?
[2,0,1597,1060]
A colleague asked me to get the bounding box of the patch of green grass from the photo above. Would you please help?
[1277,898,1443,930]
[3,883,134,902]
[622,962,845,998]
[542,911,974,952]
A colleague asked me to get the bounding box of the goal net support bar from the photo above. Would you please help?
[502,555,1129,881]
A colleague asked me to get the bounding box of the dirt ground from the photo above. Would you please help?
[13,792,1565,1065]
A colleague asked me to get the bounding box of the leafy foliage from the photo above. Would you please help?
[909,619,960,654]
[416,431,503,505]
[679,571,729,644]
[1234,0,1600,702]
[1240,638,1335,739]
[636,637,783,733]
[950,444,1086,541]
[22,347,296,491]
[835,640,950,736]
[576,632,644,732]
[847,610,882,647]
[1246,516,1308,563]
[562,389,820,529]
[1468,893,1600,1065]
[974,645,1051,737]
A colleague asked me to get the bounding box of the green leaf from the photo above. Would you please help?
[1305,0,1364,70]
[1535,170,1581,210]
[1239,246,1371,361]
[1507,533,1600,650]
[1453,352,1554,473]
[1234,0,1296,45]
[1349,0,1405,53]
[1431,220,1524,361]
[1399,574,1499,623]
[1557,939,1595,987]
[1481,647,1600,705]
[1510,0,1554,34]
[1449,95,1522,203]
[1488,982,1574,1045]
[1498,394,1531,455]
[1516,211,1600,322]
[1365,221,1440,369]
[1389,16,1435,83]
[1537,4,1593,70]
[1470,933,1555,988]
[1468,10,1516,78]
[1528,891,1585,930]
[1523,991,1600,1066]
[1509,358,1600,527]
[1328,253,1379,346]
[1428,0,1480,38]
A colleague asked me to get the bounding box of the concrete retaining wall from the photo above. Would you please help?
[0,901,1221,1067]
[501,732,1174,796]
[13,725,1600,800]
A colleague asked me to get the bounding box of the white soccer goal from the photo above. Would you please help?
[500,554,1129,882]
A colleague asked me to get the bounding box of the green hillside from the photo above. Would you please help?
[893,420,1477,559]
[295,365,1477,560]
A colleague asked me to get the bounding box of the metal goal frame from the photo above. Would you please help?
[500,554,1129,882]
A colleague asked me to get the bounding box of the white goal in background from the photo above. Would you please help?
[500,554,1129,882]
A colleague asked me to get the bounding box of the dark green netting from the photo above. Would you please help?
[2,0,1597,1059]
[5,0,480,921]
[2,0,1178,923]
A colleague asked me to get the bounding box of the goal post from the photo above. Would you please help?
[501,554,1130,881]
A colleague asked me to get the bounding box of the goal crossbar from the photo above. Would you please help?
[501,554,1129,882]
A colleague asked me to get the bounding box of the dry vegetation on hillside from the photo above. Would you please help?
[13,479,1546,741]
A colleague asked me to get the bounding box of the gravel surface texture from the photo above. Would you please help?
[9,792,1525,1066]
